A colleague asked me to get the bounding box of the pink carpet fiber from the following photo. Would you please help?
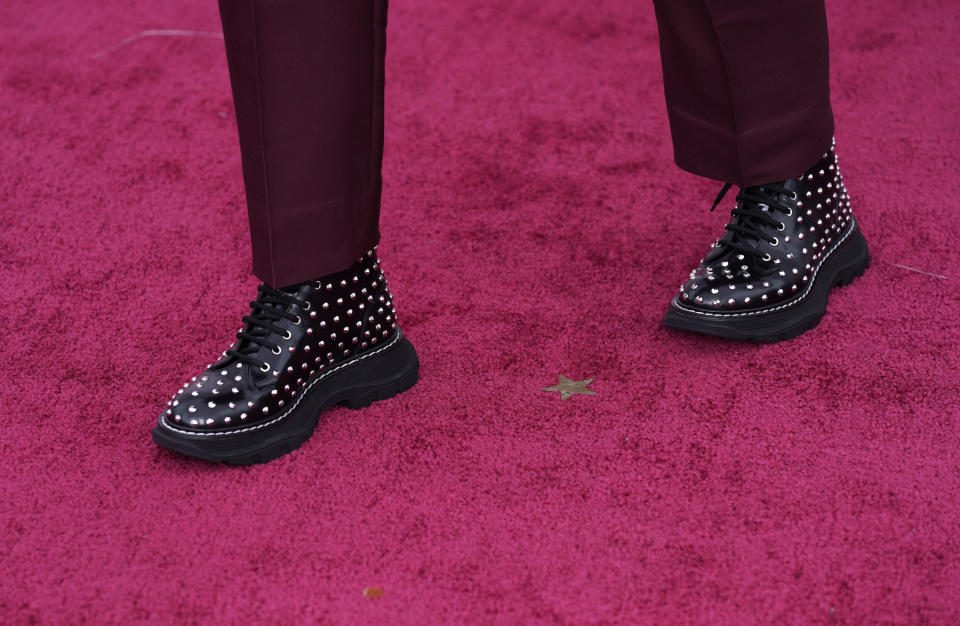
[2,0,959,623]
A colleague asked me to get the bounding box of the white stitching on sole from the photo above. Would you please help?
[671,218,858,318]
[159,330,403,437]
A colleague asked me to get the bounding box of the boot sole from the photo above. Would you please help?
[663,219,870,343]
[152,330,419,464]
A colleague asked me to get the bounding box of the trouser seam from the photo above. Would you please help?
[248,0,277,286]
[701,1,745,186]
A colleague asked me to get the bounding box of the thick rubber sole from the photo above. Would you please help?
[663,219,870,343]
[152,331,419,465]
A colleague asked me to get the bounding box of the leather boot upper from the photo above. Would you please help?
[161,247,399,431]
[674,138,854,313]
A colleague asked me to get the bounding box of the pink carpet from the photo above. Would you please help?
[2,0,959,622]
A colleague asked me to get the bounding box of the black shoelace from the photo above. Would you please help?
[710,182,796,262]
[222,284,308,370]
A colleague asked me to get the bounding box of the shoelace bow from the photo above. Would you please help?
[222,284,308,370]
[710,182,796,262]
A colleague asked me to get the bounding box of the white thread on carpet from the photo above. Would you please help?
[890,263,948,280]
[91,29,223,59]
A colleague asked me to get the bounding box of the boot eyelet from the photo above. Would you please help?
[272,346,282,355]
[282,330,292,340]
[770,237,779,246]
[293,316,301,325]
[777,223,785,231]
[785,207,793,216]
[260,363,270,372]
[303,301,311,311]
[790,191,798,200]
[762,253,772,262]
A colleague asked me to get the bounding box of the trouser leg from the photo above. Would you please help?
[652,0,834,187]
[218,0,388,287]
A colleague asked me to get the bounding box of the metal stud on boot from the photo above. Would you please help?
[152,246,419,464]
[663,138,870,342]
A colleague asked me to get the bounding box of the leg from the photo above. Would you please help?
[653,0,833,187]
[219,0,388,287]
[152,0,419,463]
[655,1,870,341]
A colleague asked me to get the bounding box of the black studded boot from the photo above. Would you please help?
[663,138,870,342]
[152,247,419,464]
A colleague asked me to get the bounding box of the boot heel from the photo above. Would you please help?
[833,228,871,288]
[342,367,419,409]
[336,335,420,410]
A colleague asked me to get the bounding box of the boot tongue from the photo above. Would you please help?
[211,284,304,369]
[243,281,311,342]
[705,212,765,264]
[741,185,773,239]
[277,281,312,299]
[704,184,779,265]
[241,288,298,342]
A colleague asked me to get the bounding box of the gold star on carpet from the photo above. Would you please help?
[541,375,597,401]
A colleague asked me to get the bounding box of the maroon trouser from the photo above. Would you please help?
[218,0,833,287]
